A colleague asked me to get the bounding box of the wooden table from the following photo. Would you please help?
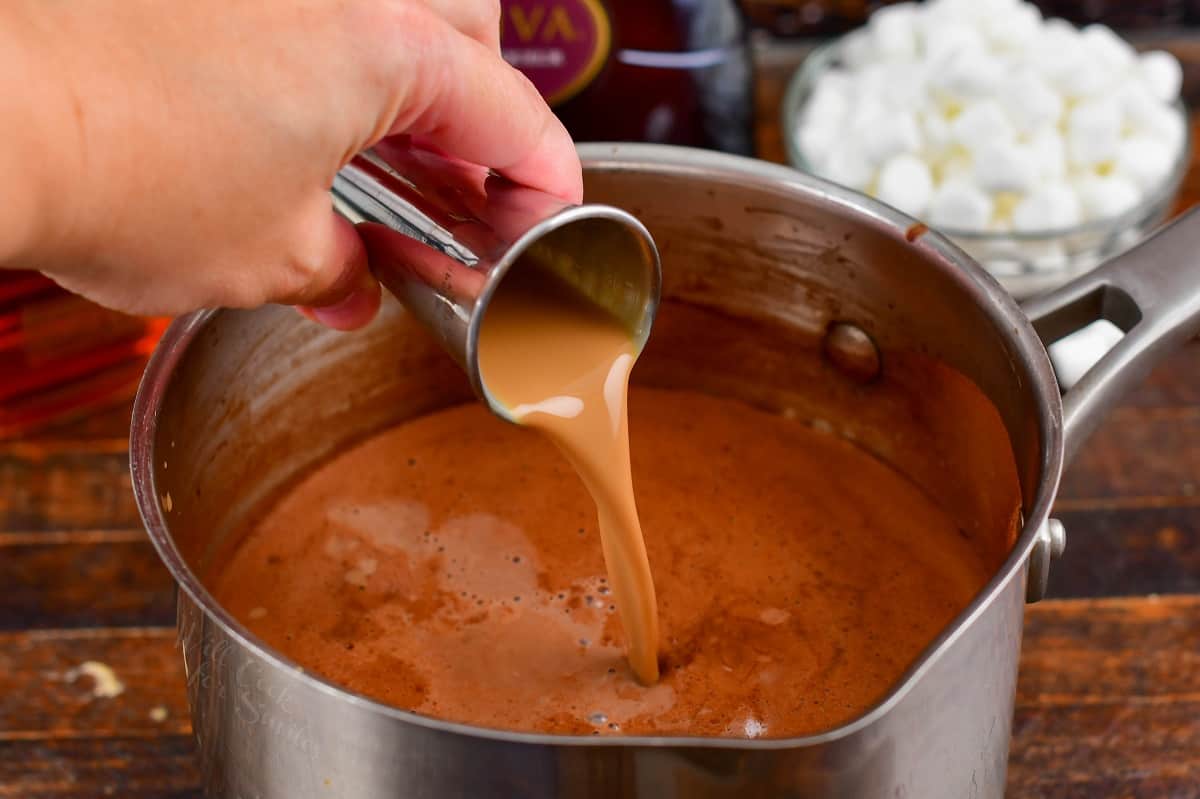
[4,42,1200,799]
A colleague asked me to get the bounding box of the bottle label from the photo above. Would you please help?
[500,0,611,106]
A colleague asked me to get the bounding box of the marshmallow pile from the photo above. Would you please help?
[794,0,1185,234]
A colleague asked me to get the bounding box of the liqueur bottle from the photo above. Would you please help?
[500,0,755,154]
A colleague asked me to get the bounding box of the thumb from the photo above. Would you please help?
[280,211,381,331]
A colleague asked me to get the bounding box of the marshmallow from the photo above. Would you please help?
[1118,80,1168,132]
[1115,134,1176,192]
[1074,174,1141,221]
[998,71,1062,134]
[877,62,930,110]
[793,0,1185,240]
[877,154,935,216]
[840,30,875,69]
[931,49,1004,98]
[1025,24,1087,94]
[858,110,922,165]
[937,151,974,182]
[869,3,919,62]
[921,21,984,63]
[1027,127,1068,180]
[806,70,852,123]
[920,109,953,153]
[855,63,893,100]
[974,141,1038,193]
[951,100,1014,147]
[797,122,839,168]
[1013,182,1082,231]
[981,3,1041,52]
[928,180,993,229]
[1141,103,1187,154]
[817,146,873,191]
[1080,24,1137,72]
[1067,98,1122,167]
[1138,50,1184,104]
[1026,240,1071,273]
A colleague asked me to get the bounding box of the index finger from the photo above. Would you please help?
[386,13,582,204]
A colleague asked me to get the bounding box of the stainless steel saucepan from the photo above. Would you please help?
[130,144,1200,798]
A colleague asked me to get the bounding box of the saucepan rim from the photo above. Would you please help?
[130,143,1064,750]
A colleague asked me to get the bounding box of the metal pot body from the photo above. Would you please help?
[133,145,1200,798]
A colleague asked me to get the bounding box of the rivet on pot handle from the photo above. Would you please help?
[1022,207,1200,465]
[1026,518,1067,603]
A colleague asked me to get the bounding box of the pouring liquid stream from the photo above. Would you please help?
[477,263,660,684]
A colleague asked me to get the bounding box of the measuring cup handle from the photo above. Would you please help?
[1022,207,1200,465]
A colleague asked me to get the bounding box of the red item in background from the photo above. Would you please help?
[0,271,167,438]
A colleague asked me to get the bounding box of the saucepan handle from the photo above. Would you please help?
[1022,207,1200,465]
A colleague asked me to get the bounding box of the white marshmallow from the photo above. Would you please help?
[1026,241,1071,273]
[974,140,1038,193]
[925,0,978,15]
[981,3,1042,52]
[1080,25,1137,72]
[1024,23,1087,93]
[1114,134,1176,192]
[817,146,873,191]
[869,3,919,62]
[933,0,1019,25]
[1138,50,1184,104]
[877,154,935,216]
[1067,98,1122,167]
[1013,182,1082,231]
[797,121,840,168]
[1118,80,1167,131]
[931,49,1004,98]
[951,100,1014,147]
[1026,127,1068,180]
[858,110,922,165]
[1128,99,1186,154]
[807,70,853,123]
[793,0,1184,238]
[928,180,993,230]
[848,95,887,130]
[998,70,1062,134]
[855,63,892,98]
[921,21,984,63]
[1074,174,1142,221]
[1059,61,1115,99]
[840,30,875,69]
[937,151,974,183]
[920,108,953,154]
[888,63,933,110]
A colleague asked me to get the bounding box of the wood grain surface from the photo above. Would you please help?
[2,31,1200,799]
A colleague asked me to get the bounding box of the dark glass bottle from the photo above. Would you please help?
[500,0,755,155]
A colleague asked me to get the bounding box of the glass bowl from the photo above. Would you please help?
[782,40,1192,299]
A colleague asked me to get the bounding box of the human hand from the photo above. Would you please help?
[0,0,581,330]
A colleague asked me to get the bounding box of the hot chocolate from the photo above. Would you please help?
[211,386,999,738]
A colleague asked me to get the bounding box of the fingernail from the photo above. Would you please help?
[301,278,381,332]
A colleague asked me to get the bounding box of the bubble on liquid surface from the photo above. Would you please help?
[744,718,766,738]
[587,712,608,726]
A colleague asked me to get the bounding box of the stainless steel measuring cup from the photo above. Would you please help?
[331,139,661,420]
